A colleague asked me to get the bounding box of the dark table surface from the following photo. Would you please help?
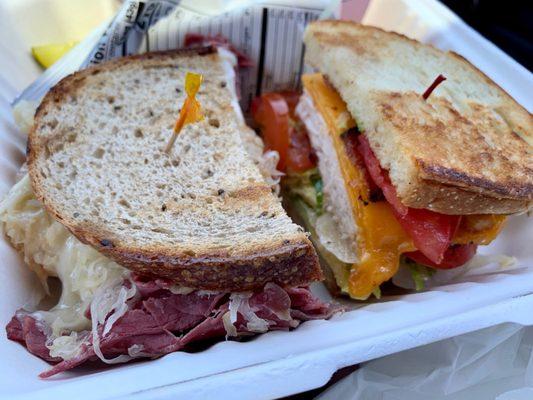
[441,0,532,71]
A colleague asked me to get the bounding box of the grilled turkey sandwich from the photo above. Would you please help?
[284,21,532,299]
[1,47,334,378]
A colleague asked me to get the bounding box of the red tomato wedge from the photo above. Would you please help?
[393,207,461,264]
[357,134,461,264]
[405,243,478,269]
[278,91,301,117]
[251,93,290,171]
[356,135,408,215]
[252,93,315,173]
[287,123,316,172]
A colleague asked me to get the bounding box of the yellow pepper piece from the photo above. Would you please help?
[31,42,78,69]
[165,72,204,153]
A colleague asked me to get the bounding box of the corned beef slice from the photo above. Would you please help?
[7,313,60,363]
[184,33,254,67]
[287,287,334,320]
[6,315,24,343]
[6,279,337,378]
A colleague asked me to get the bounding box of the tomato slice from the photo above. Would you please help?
[278,91,301,117]
[251,93,290,171]
[282,91,316,172]
[394,208,461,264]
[405,243,478,269]
[356,135,408,215]
[287,123,316,172]
[356,134,461,264]
[252,93,315,173]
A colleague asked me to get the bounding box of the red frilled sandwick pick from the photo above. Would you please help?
[422,74,447,100]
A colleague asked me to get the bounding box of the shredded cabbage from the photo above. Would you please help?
[228,293,248,325]
[48,331,89,360]
[90,279,136,364]
[222,311,237,338]
[227,293,271,334]
[0,175,135,361]
[127,344,147,358]
[196,289,221,297]
[12,100,39,136]
[168,285,195,295]
[102,281,137,336]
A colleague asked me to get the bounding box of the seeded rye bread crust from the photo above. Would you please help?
[27,47,322,291]
[304,21,532,215]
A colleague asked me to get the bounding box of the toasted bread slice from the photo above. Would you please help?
[304,20,533,215]
[28,48,322,291]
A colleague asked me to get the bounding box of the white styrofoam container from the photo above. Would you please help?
[0,0,532,399]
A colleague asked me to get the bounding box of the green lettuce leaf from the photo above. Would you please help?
[403,258,436,291]
[283,168,323,215]
[311,175,324,215]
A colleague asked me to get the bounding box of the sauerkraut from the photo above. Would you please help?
[12,100,39,136]
[0,175,132,360]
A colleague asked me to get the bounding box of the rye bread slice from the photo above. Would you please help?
[28,48,322,291]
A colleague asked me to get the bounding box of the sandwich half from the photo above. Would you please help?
[2,47,333,378]
[281,21,532,299]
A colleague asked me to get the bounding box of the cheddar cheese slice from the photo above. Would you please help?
[303,73,414,299]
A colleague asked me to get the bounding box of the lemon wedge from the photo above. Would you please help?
[31,42,78,69]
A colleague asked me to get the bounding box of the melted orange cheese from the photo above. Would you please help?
[303,74,414,299]
[303,74,356,136]
[302,73,506,300]
[455,215,506,245]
